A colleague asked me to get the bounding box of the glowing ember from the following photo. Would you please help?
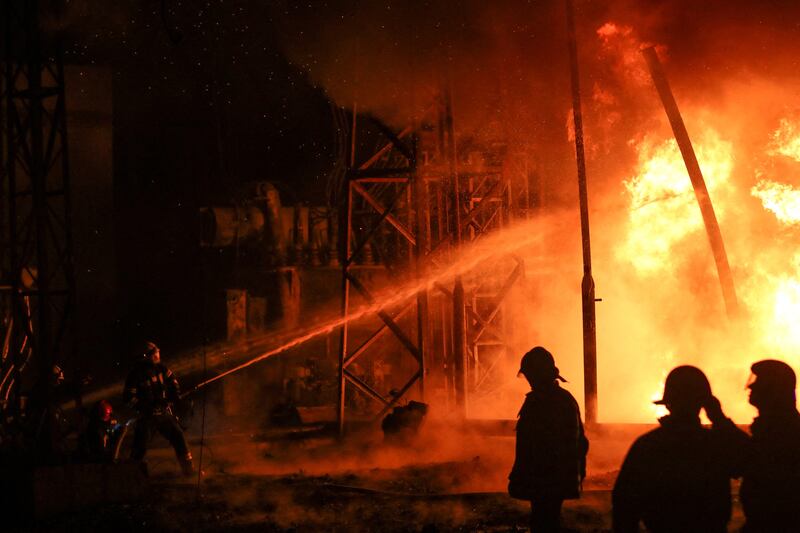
[619,129,733,273]
[751,180,800,225]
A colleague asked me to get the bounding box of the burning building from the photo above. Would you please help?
[1,0,800,530]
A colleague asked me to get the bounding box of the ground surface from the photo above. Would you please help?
[16,423,747,532]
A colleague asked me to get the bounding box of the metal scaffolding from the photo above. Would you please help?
[0,0,75,408]
[438,89,522,413]
[336,91,523,430]
[336,112,428,434]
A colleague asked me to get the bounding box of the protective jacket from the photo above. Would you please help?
[123,360,180,415]
[612,414,748,533]
[508,383,589,500]
[741,410,800,532]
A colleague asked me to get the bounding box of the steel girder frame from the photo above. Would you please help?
[336,115,429,435]
[0,0,75,409]
[463,165,522,396]
[438,89,523,413]
[450,170,522,406]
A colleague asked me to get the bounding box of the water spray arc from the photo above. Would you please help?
[180,216,553,402]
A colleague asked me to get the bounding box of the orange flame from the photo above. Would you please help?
[619,129,733,273]
[596,22,650,85]
[768,117,800,162]
[751,180,800,225]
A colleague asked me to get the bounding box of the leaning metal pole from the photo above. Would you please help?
[642,47,740,318]
[565,0,598,425]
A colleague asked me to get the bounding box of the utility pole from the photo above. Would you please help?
[565,0,598,425]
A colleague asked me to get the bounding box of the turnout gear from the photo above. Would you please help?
[741,359,800,532]
[613,414,747,532]
[510,347,588,533]
[509,383,588,501]
[123,358,181,416]
[124,352,193,475]
[79,400,123,463]
[613,366,748,533]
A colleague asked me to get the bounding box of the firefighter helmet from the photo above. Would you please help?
[653,365,712,406]
[518,346,567,382]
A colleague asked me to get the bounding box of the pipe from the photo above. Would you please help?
[641,46,740,318]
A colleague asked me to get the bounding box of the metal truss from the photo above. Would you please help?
[438,93,522,409]
[336,90,525,429]
[336,113,429,434]
[0,0,75,409]
[457,145,522,399]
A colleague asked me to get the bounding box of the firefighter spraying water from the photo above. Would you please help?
[123,342,194,476]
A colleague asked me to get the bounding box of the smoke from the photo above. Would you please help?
[69,0,800,425]
[265,1,800,424]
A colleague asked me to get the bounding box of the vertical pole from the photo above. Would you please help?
[641,47,739,318]
[28,0,52,383]
[452,278,467,413]
[444,85,467,416]
[412,135,428,400]
[566,0,598,425]
[337,183,352,436]
[337,104,357,436]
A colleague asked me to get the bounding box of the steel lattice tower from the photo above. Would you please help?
[0,0,75,408]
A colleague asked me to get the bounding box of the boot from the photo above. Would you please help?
[179,452,195,477]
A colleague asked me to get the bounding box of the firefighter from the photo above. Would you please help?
[28,364,86,465]
[123,341,193,475]
[79,399,123,463]
[508,346,589,532]
[612,365,748,533]
[741,359,800,532]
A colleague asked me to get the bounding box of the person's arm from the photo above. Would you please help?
[703,395,750,477]
[612,441,645,533]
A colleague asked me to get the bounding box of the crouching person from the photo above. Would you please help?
[508,346,589,532]
[124,341,194,476]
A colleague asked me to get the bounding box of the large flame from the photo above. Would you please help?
[609,117,800,422]
[751,180,800,226]
[619,129,733,273]
[768,117,800,162]
[744,120,800,358]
